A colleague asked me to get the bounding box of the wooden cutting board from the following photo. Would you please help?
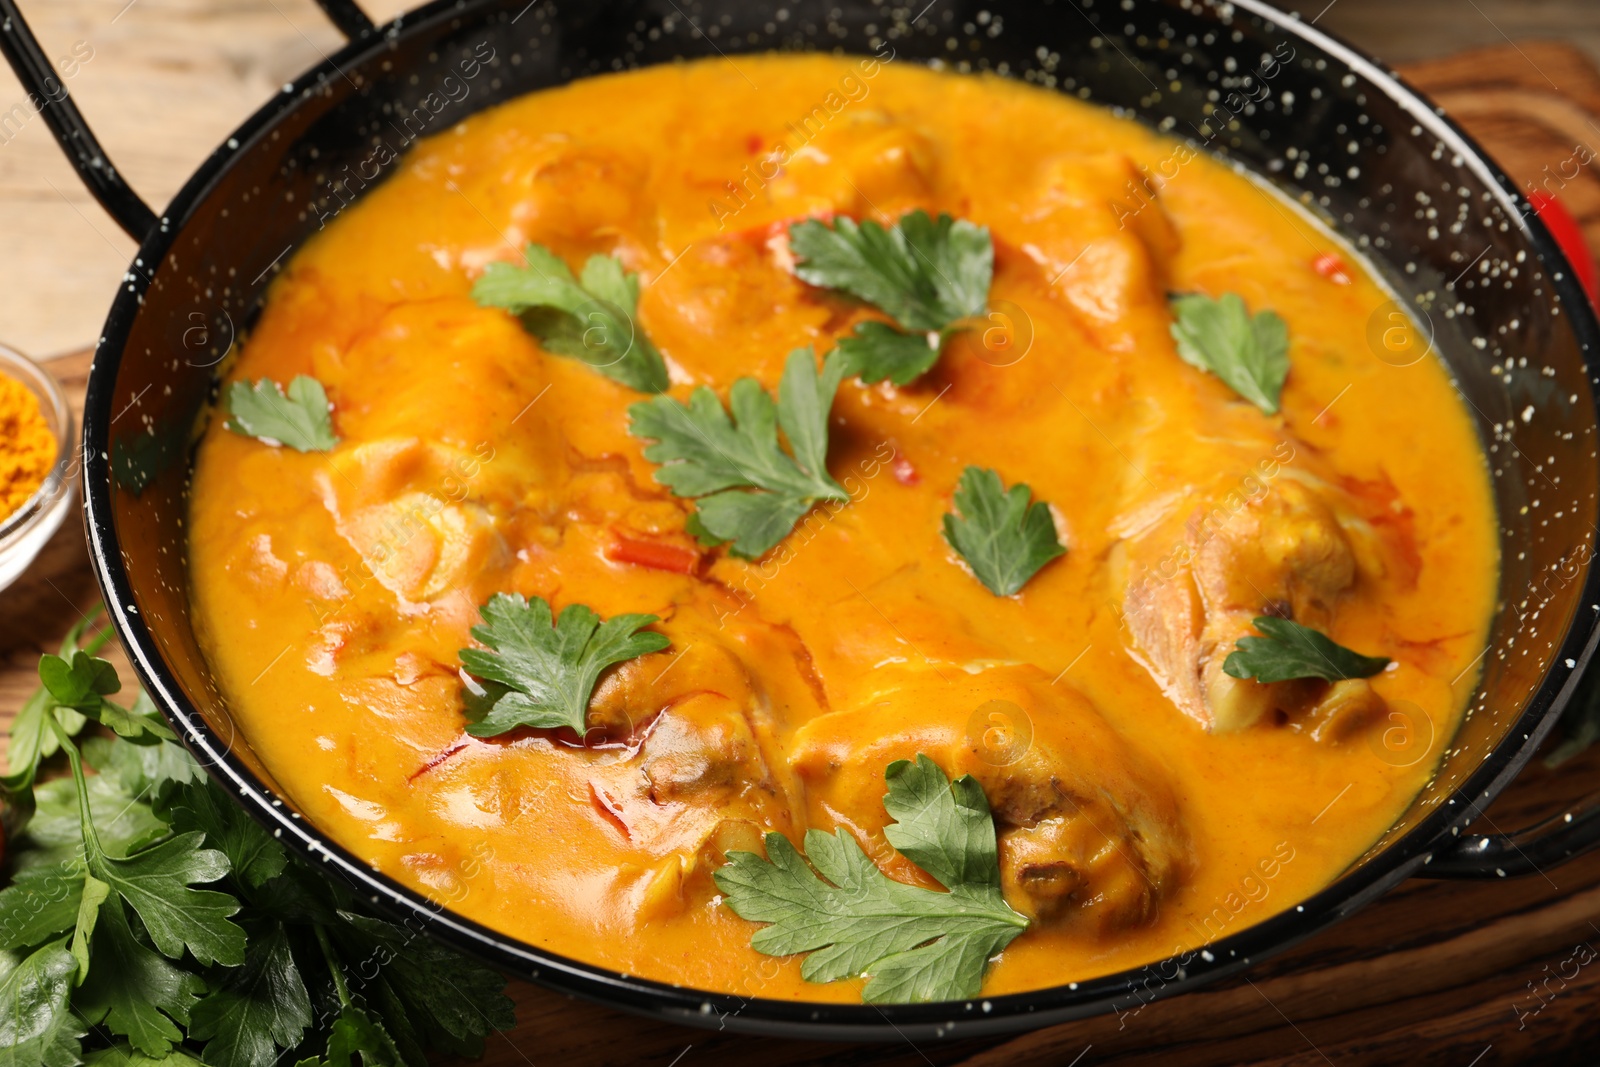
[9,40,1600,1067]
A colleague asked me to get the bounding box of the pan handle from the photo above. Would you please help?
[0,0,374,242]
[1417,787,1600,878]
[0,0,156,239]
[310,0,377,42]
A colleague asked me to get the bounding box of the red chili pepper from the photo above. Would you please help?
[409,741,468,781]
[1311,251,1352,285]
[1527,191,1598,308]
[607,536,700,574]
[745,133,764,155]
[588,782,631,839]
[892,453,920,487]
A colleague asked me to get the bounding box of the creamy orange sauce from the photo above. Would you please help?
[187,55,1498,1000]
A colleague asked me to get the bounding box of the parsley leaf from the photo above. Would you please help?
[68,873,109,980]
[330,912,515,1061]
[0,940,82,1067]
[834,321,942,386]
[458,592,669,737]
[1169,292,1290,415]
[40,713,243,970]
[188,927,311,1067]
[39,651,175,747]
[322,1002,401,1067]
[224,377,339,453]
[37,651,118,707]
[629,348,849,558]
[21,774,167,867]
[1223,616,1390,683]
[0,865,85,951]
[161,780,286,891]
[76,897,204,1057]
[473,243,669,393]
[83,702,206,798]
[941,467,1065,596]
[715,754,1029,1003]
[89,834,245,969]
[5,611,112,799]
[790,211,992,333]
[86,1047,207,1067]
[790,211,993,386]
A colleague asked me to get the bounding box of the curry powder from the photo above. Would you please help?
[0,372,54,522]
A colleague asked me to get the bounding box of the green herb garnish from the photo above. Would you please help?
[1222,616,1390,683]
[941,467,1065,596]
[790,211,993,332]
[472,243,669,393]
[628,347,849,558]
[36,649,175,748]
[834,322,942,386]
[715,754,1028,1004]
[0,941,79,1065]
[0,613,514,1065]
[1168,292,1290,415]
[459,592,669,738]
[3,613,115,801]
[789,210,993,385]
[224,377,339,453]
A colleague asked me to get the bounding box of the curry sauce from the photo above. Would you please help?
[187,55,1499,1000]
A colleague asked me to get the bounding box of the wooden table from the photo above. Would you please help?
[7,31,1600,1067]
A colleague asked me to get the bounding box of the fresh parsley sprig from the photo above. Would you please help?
[458,592,669,738]
[1223,616,1390,683]
[37,650,176,748]
[789,211,994,385]
[1168,292,1290,415]
[628,348,850,558]
[473,243,670,393]
[942,467,1065,596]
[2,610,115,805]
[0,620,514,1066]
[715,754,1028,1003]
[225,377,339,453]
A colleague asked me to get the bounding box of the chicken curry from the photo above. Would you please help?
[187,55,1498,1002]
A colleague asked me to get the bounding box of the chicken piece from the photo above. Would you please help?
[640,693,767,803]
[1120,474,1373,732]
[313,438,509,606]
[326,301,562,474]
[1304,678,1386,743]
[991,154,1179,352]
[583,636,799,923]
[624,817,767,924]
[766,111,939,221]
[790,564,1026,704]
[640,231,833,385]
[586,639,755,741]
[790,665,1188,935]
[500,138,650,249]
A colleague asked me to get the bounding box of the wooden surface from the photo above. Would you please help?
[1294,0,1600,69]
[7,32,1600,1067]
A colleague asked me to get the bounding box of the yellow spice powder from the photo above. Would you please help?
[0,372,55,522]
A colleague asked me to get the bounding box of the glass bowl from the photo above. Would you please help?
[0,343,76,594]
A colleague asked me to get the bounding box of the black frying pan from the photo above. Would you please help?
[5,0,1600,1041]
